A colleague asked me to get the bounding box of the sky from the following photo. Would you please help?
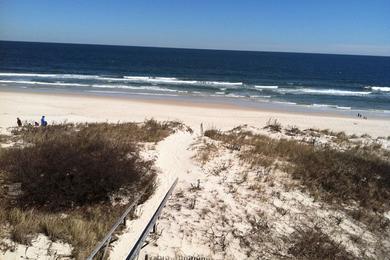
[0,0,389,56]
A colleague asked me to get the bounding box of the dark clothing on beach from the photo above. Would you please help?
[41,116,47,127]
[17,118,22,127]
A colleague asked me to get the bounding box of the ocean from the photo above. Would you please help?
[1,41,390,117]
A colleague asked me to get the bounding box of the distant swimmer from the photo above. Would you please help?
[17,117,22,127]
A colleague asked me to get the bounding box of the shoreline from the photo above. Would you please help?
[1,89,389,137]
[2,87,388,119]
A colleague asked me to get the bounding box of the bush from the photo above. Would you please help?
[0,129,156,211]
[288,227,354,259]
[264,118,282,133]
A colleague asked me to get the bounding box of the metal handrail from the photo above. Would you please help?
[86,195,142,260]
[126,178,178,260]
[87,177,178,260]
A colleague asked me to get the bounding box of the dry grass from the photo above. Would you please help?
[347,208,390,234]
[288,226,355,259]
[0,120,180,259]
[1,131,155,210]
[10,119,184,144]
[5,205,130,259]
[204,128,390,212]
[285,125,303,136]
[199,125,390,258]
[0,135,10,144]
[194,140,219,165]
[263,118,282,133]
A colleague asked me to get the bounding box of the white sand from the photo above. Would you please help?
[1,90,389,259]
[0,235,72,260]
[1,91,389,137]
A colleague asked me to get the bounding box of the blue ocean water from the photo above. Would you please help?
[1,41,390,114]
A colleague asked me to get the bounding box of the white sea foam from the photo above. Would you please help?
[225,93,246,98]
[88,90,180,97]
[0,72,103,80]
[0,80,89,87]
[301,89,370,96]
[250,95,272,98]
[91,84,178,92]
[311,104,332,108]
[126,92,179,97]
[336,106,352,110]
[273,101,297,105]
[278,88,371,96]
[87,90,128,94]
[254,85,278,89]
[366,86,390,92]
[124,76,242,87]
[206,81,242,86]
[0,72,244,88]
[0,72,59,77]
[123,76,197,85]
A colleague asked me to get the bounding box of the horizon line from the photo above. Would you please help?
[1,39,389,58]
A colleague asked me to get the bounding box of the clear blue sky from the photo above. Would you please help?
[1,0,389,56]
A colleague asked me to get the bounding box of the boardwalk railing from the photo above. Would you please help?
[87,178,179,260]
[126,178,178,260]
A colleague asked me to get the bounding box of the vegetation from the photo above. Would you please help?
[10,119,184,144]
[0,119,179,259]
[204,127,390,212]
[263,118,282,133]
[1,131,155,210]
[203,125,390,258]
[288,227,355,260]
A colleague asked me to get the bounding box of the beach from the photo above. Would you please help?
[1,90,389,137]
[1,89,390,259]
[1,2,390,257]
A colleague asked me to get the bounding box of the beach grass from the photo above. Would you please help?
[201,125,390,257]
[288,226,355,259]
[204,127,390,211]
[0,119,180,259]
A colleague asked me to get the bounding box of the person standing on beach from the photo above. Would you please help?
[41,116,48,126]
[16,117,22,127]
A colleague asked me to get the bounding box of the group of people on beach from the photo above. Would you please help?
[357,113,367,120]
[16,116,47,127]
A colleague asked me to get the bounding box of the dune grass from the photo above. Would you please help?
[10,119,184,144]
[0,119,179,259]
[204,128,390,212]
[288,227,355,260]
[204,126,390,258]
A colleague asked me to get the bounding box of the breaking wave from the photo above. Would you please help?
[0,80,89,87]
[277,88,371,96]
[365,86,390,92]
[254,85,278,89]
[0,72,243,87]
[91,84,180,92]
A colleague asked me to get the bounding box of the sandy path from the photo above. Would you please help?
[109,130,198,259]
